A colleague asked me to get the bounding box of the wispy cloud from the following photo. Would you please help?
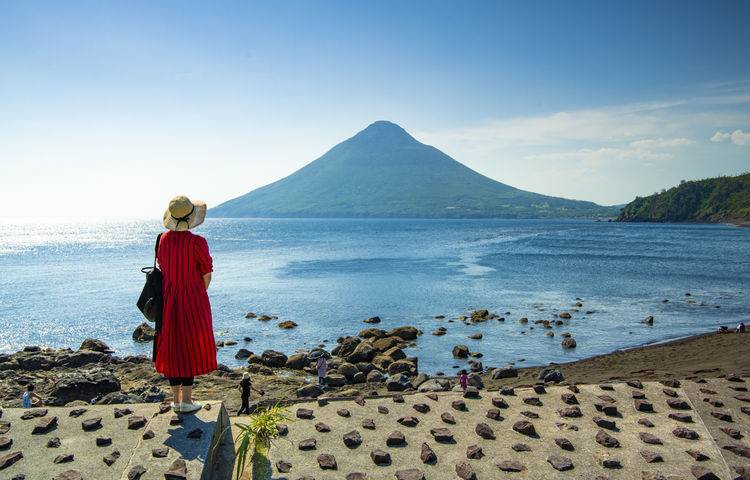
[628,137,695,149]
[710,129,750,146]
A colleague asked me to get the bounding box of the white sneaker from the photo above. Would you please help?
[171,402,181,412]
[180,402,202,413]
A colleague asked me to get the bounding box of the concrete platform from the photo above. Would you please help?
[264,381,742,480]
[0,401,230,480]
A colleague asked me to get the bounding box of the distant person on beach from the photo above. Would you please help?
[459,370,468,392]
[316,355,328,385]
[22,384,43,408]
[155,195,217,414]
[737,322,746,333]
[237,372,264,415]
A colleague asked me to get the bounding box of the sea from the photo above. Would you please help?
[1,218,748,374]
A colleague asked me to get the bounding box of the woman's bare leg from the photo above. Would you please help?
[171,385,182,405]
[181,385,193,404]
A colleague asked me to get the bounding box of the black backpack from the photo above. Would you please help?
[136,233,164,326]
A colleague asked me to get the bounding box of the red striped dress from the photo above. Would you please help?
[155,230,217,378]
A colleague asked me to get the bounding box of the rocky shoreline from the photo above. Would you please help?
[3,313,750,417]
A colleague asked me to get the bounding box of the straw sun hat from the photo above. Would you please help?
[163,195,207,231]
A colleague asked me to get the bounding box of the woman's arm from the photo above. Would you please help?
[203,272,212,289]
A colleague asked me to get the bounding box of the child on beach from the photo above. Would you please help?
[237,372,264,416]
[22,384,43,408]
[316,355,328,385]
[458,370,468,392]
[737,322,746,333]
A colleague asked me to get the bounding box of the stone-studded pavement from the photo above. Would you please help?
[0,401,229,480]
[264,380,750,480]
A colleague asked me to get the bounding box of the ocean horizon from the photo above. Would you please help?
[1,217,748,374]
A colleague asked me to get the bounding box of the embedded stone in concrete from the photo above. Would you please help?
[127,415,147,429]
[392,394,405,403]
[513,420,536,437]
[0,437,11,450]
[710,411,732,422]
[96,436,112,446]
[315,422,331,432]
[378,405,389,414]
[663,388,678,397]
[164,458,188,480]
[395,469,426,480]
[430,427,454,443]
[346,472,366,480]
[524,397,543,406]
[127,465,146,480]
[456,461,477,480]
[486,408,503,421]
[413,403,430,413]
[596,429,620,448]
[114,407,133,418]
[317,453,337,470]
[719,426,742,439]
[103,450,120,466]
[20,409,47,420]
[452,400,467,411]
[491,397,509,409]
[142,429,155,440]
[168,415,182,426]
[521,410,539,419]
[152,446,169,457]
[81,417,102,431]
[343,430,362,448]
[398,416,419,427]
[297,408,315,419]
[723,443,750,458]
[298,438,317,450]
[686,449,709,461]
[593,416,616,430]
[278,423,289,435]
[497,460,526,472]
[54,453,74,464]
[0,422,9,434]
[640,449,663,463]
[371,449,391,465]
[558,406,582,418]
[512,443,531,452]
[669,412,693,423]
[362,418,376,430]
[475,422,495,439]
[627,380,644,389]
[466,444,484,459]
[276,460,292,473]
[673,427,699,439]
[546,455,573,471]
[420,443,436,464]
[667,398,691,410]
[387,431,406,447]
[638,418,655,428]
[690,465,720,480]
[47,437,61,448]
[69,408,87,418]
[533,385,546,394]
[635,400,654,412]
[632,390,647,399]
[639,432,663,445]
[0,451,23,469]
[441,412,456,424]
[561,393,578,404]
[463,387,480,399]
[555,437,574,451]
[53,471,82,480]
[32,415,58,434]
[337,408,351,417]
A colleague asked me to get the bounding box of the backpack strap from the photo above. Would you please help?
[154,233,163,268]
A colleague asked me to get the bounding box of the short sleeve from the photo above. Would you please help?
[195,235,213,275]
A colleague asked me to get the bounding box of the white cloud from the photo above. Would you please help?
[628,137,695,149]
[711,129,750,145]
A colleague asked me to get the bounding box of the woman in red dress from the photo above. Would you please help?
[156,195,217,413]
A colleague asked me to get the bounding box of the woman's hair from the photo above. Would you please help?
[459,370,467,375]
[27,384,35,391]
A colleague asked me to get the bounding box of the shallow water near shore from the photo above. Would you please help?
[0,218,748,373]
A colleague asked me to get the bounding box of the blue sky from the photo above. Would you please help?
[1,0,749,217]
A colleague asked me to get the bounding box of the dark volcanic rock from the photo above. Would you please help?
[398,416,419,427]
[475,422,495,439]
[497,460,526,472]
[394,469,426,480]
[103,450,120,466]
[673,427,699,440]
[593,416,616,430]
[53,472,83,480]
[710,411,732,422]
[595,430,620,448]
[669,413,693,423]
[513,420,536,437]
[50,369,120,406]
[81,417,103,431]
[638,418,655,428]
[296,408,314,419]
[362,418,376,430]
[152,446,169,458]
[0,451,23,470]
[634,399,654,412]
[547,455,573,471]
[558,406,582,418]
[47,437,61,448]
[455,462,476,480]
[420,443,436,464]
[343,430,362,448]
[317,453,337,470]
[430,428,454,443]
[690,466,720,480]
[128,416,147,430]
[486,408,503,421]
[640,449,663,463]
[32,416,58,434]
[492,397,509,409]
[555,437,574,451]
[512,443,531,452]
[298,438,317,450]
[54,453,75,464]
[561,393,578,404]
[96,436,113,446]
[371,449,391,465]
[314,422,330,433]
[667,398,691,410]
[452,400,467,411]
[386,430,406,447]
[275,460,292,473]
[639,432,663,445]
[466,444,484,459]
[441,412,456,424]
[164,459,188,480]
[686,449,709,461]
[723,443,750,458]
[413,403,430,413]
[127,465,147,480]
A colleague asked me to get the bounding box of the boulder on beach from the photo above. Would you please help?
[79,338,114,353]
[132,323,155,343]
[363,316,381,324]
[358,328,386,339]
[492,367,518,379]
[561,338,577,349]
[452,345,470,358]
[285,353,308,370]
[386,373,413,392]
[387,326,420,341]
[278,320,298,329]
[49,368,121,405]
[261,350,288,368]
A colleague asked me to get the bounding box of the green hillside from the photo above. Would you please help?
[617,173,750,225]
[211,121,617,219]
